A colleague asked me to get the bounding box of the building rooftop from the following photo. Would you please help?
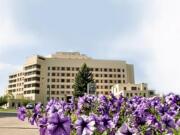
[50,52,92,59]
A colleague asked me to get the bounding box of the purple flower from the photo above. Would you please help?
[162,114,176,129]
[17,106,26,121]
[97,115,115,132]
[38,117,48,135]
[116,123,136,135]
[47,112,71,135]
[29,103,42,125]
[75,115,95,135]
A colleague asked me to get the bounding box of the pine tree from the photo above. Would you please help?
[73,63,94,98]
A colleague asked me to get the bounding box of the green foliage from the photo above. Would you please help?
[0,96,7,106]
[73,63,94,98]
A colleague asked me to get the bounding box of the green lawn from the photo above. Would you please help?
[0,108,17,113]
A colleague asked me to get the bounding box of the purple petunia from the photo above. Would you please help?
[17,106,26,121]
[116,123,137,135]
[47,112,71,135]
[75,115,95,135]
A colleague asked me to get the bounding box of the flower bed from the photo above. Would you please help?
[17,93,180,135]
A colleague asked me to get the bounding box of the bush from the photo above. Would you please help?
[0,96,7,106]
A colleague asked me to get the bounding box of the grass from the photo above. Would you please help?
[0,108,17,113]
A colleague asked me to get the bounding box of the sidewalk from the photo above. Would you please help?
[0,117,39,135]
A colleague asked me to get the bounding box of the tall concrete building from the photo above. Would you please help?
[6,52,134,104]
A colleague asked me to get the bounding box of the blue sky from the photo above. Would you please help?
[0,0,180,95]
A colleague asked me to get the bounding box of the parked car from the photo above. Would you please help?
[26,103,34,109]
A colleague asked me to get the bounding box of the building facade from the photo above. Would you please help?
[6,52,134,104]
[111,83,155,98]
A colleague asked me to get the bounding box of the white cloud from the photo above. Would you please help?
[108,0,180,94]
[0,0,36,47]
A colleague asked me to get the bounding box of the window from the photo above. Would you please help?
[109,68,112,72]
[67,73,70,77]
[105,86,108,89]
[118,80,121,83]
[61,67,65,70]
[51,85,55,88]
[130,93,133,97]
[57,91,59,95]
[95,68,99,71]
[122,69,125,72]
[109,74,112,77]
[57,85,59,88]
[51,79,55,82]
[124,87,126,90]
[104,80,108,83]
[131,87,137,90]
[61,73,65,76]
[123,74,125,78]
[61,91,64,94]
[51,91,55,95]
[117,69,121,72]
[52,67,56,70]
[61,79,65,82]
[67,67,70,71]
[67,85,70,89]
[105,91,108,95]
[144,93,146,97]
[48,67,50,70]
[104,68,107,72]
[61,85,65,88]
[52,73,55,76]
[95,74,99,77]
[104,74,107,77]
[126,93,129,97]
[66,91,70,94]
[67,79,70,82]
[123,80,125,83]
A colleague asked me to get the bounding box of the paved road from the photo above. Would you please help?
[0,117,39,135]
[0,112,17,117]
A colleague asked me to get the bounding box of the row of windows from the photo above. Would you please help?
[48,72,125,78]
[47,84,113,90]
[24,90,40,94]
[126,93,146,97]
[48,66,125,72]
[24,83,40,88]
[25,71,40,76]
[96,91,110,95]
[48,78,73,83]
[24,77,40,82]
[8,84,16,88]
[24,64,41,70]
[47,85,72,89]
[47,90,71,95]
[46,97,65,101]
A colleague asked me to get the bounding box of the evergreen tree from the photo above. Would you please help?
[73,63,94,98]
